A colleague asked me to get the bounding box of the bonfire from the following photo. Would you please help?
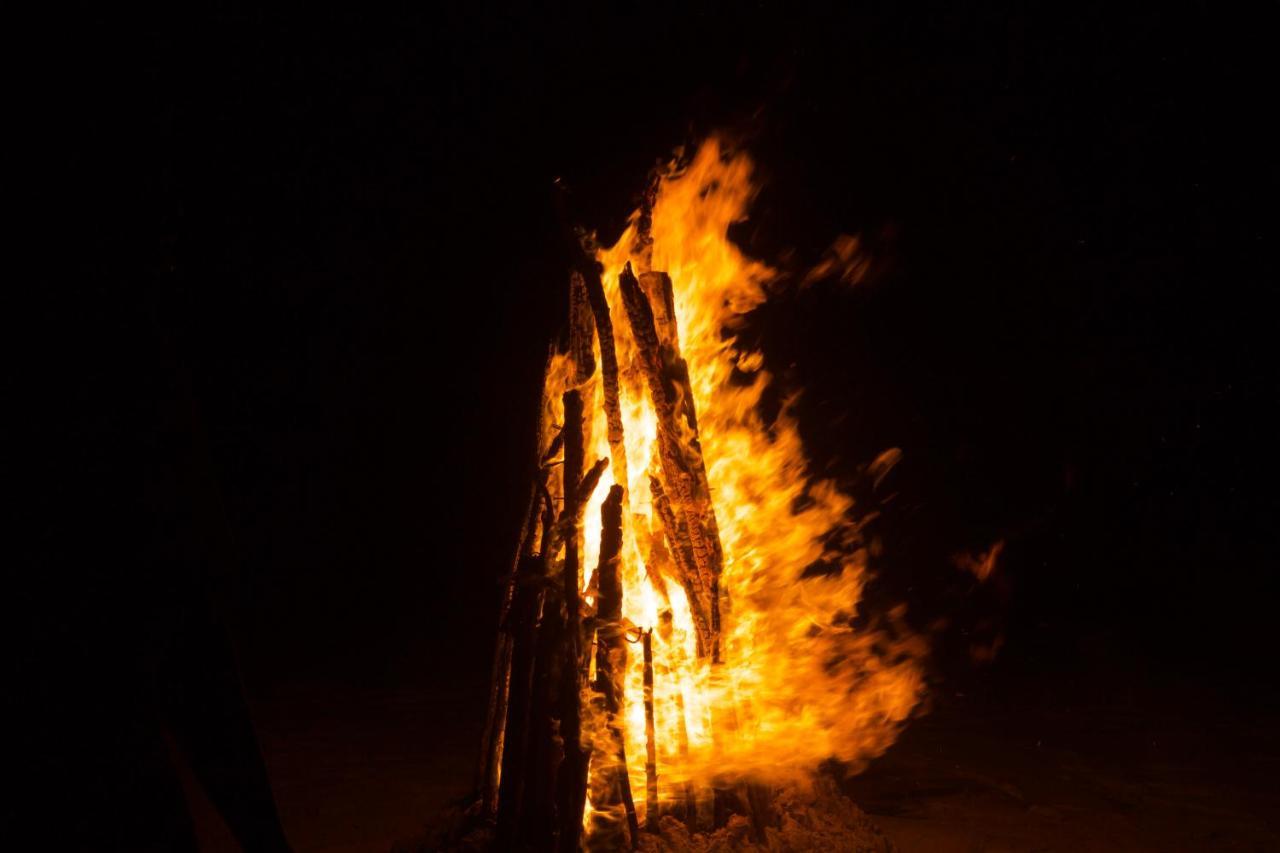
[469,138,924,851]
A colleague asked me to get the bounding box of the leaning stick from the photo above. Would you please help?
[557,390,591,852]
[619,262,724,659]
[569,270,596,384]
[643,629,658,831]
[578,263,630,492]
[649,475,711,657]
[480,347,554,813]
[589,485,642,847]
[494,555,548,847]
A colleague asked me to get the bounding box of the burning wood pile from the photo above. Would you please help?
[471,139,925,851]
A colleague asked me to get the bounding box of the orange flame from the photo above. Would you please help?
[550,137,925,820]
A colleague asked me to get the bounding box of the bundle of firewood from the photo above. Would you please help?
[475,215,746,849]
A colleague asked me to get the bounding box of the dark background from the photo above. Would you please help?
[28,2,1279,849]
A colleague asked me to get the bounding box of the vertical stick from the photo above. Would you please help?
[588,486,641,848]
[526,590,565,842]
[494,560,547,848]
[557,390,589,852]
[480,351,554,814]
[643,630,658,831]
[569,272,596,384]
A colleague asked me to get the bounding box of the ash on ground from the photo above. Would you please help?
[404,778,894,852]
[638,779,894,853]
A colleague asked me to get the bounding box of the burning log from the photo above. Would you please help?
[618,262,725,661]
[642,629,658,832]
[577,261,629,492]
[649,475,711,657]
[569,270,596,384]
[587,485,641,848]
[469,139,926,851]
[556,389,591,852]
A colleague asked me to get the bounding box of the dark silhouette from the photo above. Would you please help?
[17,285,291,851]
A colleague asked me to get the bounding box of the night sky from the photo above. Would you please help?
[21,2,1279,847]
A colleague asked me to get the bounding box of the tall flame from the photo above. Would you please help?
[551,137,924,819]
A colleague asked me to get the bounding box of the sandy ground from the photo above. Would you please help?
[181,682,1279,852]
[844,693,1280,853]
[181,681,484,853]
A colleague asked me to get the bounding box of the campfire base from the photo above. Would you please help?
[404,778,895,852]
[636,780,894,852]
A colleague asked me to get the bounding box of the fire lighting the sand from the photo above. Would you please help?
[478,138,925,850]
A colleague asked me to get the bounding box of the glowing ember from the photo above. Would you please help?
[532,137,925,831]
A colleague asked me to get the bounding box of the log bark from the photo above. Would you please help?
[527,593,565,844]
[480,349,555,815]
[578,260,629,493]
[649,475,711,658]
[494,556,549,848]
[479,480,547,815]
[557,390,590,852]
[637,271,678,353]
[569,271,596,384]
[643,630,658,832]
[587,486,641,848]
[618,262,724,660]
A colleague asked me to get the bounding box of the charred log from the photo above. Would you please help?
[494,557,550,848]
[642,630,658,832]
[587,485,641,848]
[557,390,590,852]
[649,475,711,658]
[578,258,630,493]
[526,592,566,844]
[569,271,596,384]
[480,348,556,815]
[618,262,724,661]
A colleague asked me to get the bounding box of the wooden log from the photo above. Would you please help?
[557,390,590,852]
[478,481,548,815]
[587,486,641,848]
[494,557,548,847]
[649,475,711,658]
[637,271,678,357]
[578,259,630,493]
[642,630,658,832]
[618,262,724,660]
[526,589,565,844]
[479,632,512,816]
[480,349,555,814]
[569,271,596,384]
[635,270,729,656]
